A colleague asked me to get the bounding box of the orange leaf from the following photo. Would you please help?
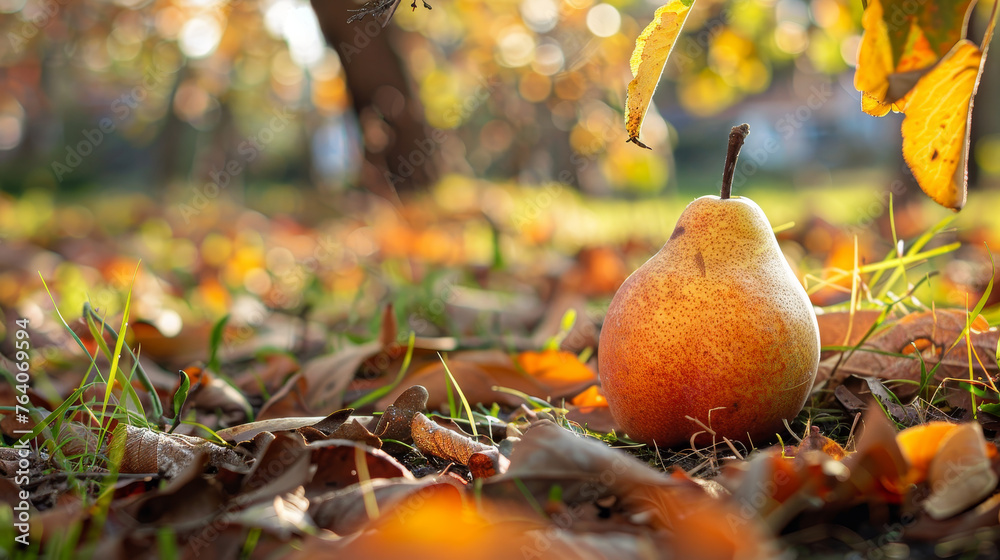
[896,421,960,484]
[570,385,608,408]
[900,40,984,210]
[516,350,596,386]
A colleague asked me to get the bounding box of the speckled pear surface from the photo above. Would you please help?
[598,195,820,447]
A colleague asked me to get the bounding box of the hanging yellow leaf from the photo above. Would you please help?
[624,0,695,149]
[901,40,984,209]
[854,0,894,116]
[855,0,975,115]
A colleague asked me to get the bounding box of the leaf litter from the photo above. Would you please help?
[5,194,1000,558]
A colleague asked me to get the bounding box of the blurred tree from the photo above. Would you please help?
[310,0,438,197]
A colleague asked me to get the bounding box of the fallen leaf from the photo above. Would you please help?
[842,407,909,499]
[411,412,508,478]
[923,422,998,519]
[816,310,886,353]
[306,440,413,496]
[111,424,250,478]
[815,309,1000,406]
[515,349,597,388]
[570,385,607,408]
[261,304,397,418]
[896,421,961,483]
[791,425,848,460]
[372,385,429,442]
[624,0,694,148]
[238,432,312,503]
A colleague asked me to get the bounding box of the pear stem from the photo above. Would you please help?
[720,124,750,200]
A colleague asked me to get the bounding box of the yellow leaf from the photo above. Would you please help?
[854,0,894,116]
[901,40,983,210]
[624,0,694,149]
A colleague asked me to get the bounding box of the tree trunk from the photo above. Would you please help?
[308,1,438,199]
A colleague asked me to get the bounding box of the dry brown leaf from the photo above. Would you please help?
[842,407,909,500]
[216,414,332,443]
[372,385,429,442]
[306,440,413,497]
[815,309,1000,402]
[411,412,508,478]
[238,432,312,503]
[112,424,249,478]
[816,310,885,353]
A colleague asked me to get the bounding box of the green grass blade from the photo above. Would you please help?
[438,352,478,438]
[207,314,230,375]
[169,370,191,434]
[100,264,139,430]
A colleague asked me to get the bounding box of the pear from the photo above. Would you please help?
[598,124,820,447]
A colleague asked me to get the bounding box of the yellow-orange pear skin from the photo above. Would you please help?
[598,126,820,447]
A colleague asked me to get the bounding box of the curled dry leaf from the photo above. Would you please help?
[411,412,508,478]
[112,424,250,478]
[216,415,334,443]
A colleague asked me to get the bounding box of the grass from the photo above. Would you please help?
[4,187,1000,556]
